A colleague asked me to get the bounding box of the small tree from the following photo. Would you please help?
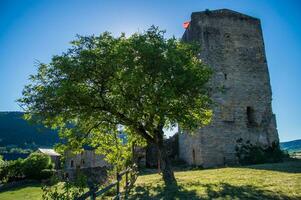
[42,175,86,200]
[0,156,9,183]
[23,152,53,180]
[91,128,146,174]
[19,26,212,185]
[0,158,24,183]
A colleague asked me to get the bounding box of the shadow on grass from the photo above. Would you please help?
[128,183,199,200]
[243,159,301,173]
[140,159,301,176]
[139,166,206,176]
[129,181,300,200]
[202,182,300,200]
[0,182,41,192]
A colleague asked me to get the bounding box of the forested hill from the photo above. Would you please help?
[0,111,300,152]
[280,139,301,153]
[0,111,60,148]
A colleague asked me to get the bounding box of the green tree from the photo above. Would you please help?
[23,152,53,180]
[19,26,212,185]
[91,128,146,173]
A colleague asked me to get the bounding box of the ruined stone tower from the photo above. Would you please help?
[179,9,279,168]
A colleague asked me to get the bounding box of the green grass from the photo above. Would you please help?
[129,160,301,200]
[0,183,43,200]
[0,160,300,200]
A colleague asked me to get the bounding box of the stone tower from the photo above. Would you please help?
[179,9,279,168]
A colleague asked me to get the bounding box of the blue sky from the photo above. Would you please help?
[0,0,300,142]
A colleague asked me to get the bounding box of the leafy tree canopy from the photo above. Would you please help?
[19,26,212,184]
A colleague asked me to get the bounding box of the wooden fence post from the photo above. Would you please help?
[88,186,96,200]
[75,165,137,200]
[87,180,96,200]
[116,172,120,200]
[125,171,129,189]
[90,190,96,200]
[123,170,128,199]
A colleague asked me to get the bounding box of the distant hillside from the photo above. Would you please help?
[0,111,60,148]
[1,111,299,153]
[280,139,301,153]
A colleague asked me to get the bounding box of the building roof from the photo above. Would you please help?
[38,148,61,156]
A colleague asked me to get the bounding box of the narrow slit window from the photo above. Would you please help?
[246,106,255,126]
[192,149,196,165]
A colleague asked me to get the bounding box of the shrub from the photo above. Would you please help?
[42,174,87,200]
[40,169,56,180]
[0,157,9,183]
[0,153,55,183]
[7,159,24,181]
[236,140,289,165]
[23,152,53,180]
[0,158,24,183]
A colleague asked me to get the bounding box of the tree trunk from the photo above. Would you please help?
[155,129,177,186]
[157,143,177,185]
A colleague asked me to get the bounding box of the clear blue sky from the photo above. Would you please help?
[0,0,300,142]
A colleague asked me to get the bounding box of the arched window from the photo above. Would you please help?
[70,160,74,168]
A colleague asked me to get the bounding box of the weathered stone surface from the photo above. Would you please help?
[63,150,108,183]
[179,9,279,168]
[65,150,108,170]
[145,134,179,168]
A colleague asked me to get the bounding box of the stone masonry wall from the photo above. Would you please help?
[65,150,107,170]
[179,9,279,168]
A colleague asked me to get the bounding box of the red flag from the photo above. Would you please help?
[183,21,190,29]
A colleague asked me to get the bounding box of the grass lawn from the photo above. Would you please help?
[0,160,300,200]
[0,183,43,200]
[129,159,301,200]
